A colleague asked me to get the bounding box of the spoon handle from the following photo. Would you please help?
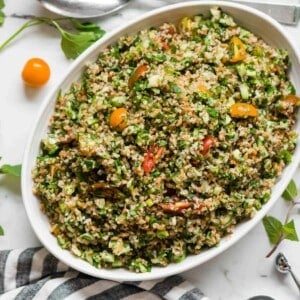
[289,269,300,293]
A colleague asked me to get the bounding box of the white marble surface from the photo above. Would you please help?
[0,1,300,299]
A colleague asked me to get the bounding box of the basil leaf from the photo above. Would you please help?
[282,220,299,241]
[0,225,4,236]
[262,215,282,244]
[0,0,4,9]
[282,179,298,201]
[0,164,22,177]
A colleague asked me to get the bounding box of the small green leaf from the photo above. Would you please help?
[282,220,299,241]
[0,164,22,177]
[282,179,298,201]
[262,215,283,244]
[71,20,106,39]
[0,0,5,26]
[60,30,98,59]
[0,11,5,26]
[0,225,4,236]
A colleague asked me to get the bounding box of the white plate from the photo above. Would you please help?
[22,1,300,281]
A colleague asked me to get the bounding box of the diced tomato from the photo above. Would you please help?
[200,136,214,155]
[142,145,165,174]
[161,201,191,212]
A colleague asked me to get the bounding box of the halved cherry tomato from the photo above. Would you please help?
[128,64,149,89]
[178,17,192,33]
[230,102,258,118]
[143,145,165,174]
[109,107,127,131]
[229,36,246,63]
[198,83,209,93]
[22,57,50,87]
[200,136,214,155]
[283,94,300,105]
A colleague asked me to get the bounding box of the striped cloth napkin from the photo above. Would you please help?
[0,247,209,300]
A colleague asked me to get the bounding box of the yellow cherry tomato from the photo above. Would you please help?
[128,64,149,89]
[22,58,51,87]
[109,107,127,130]
[283,94,300,105]
[229,36,247,63]
[230,102,258,118]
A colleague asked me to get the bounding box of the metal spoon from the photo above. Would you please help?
[275,252,300,293]
[38,0,131,19]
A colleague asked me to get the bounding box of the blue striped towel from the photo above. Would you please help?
[0,247,209,300]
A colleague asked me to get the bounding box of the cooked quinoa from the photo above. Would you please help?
[33,7,298,272]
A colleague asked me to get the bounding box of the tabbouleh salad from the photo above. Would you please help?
[33,7,299,272]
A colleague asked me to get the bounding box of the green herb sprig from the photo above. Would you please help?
[0,160,22,236]
[0,163,21,177]
[0,0,5,26]
[263,179,300,257]
[0,16,105,59]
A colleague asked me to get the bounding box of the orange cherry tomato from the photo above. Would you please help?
[128,64,149,89]
[230,102,258,118]
[109,107,127,131]
[283,94,300,105]
[229,36,246,63]
[21,58,51,87]
[200,136,214,155]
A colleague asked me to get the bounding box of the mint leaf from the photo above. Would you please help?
[0,225,4,236]
[262,216,283,244]
[0,164,22,177]
[282,220,299,241]
[282,179,298,201]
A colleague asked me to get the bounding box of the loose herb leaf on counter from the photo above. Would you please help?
[0,0,5,26]
[263,216,283,244]
[0,225,4,236]
[282,179,298,201]
[0,17,105,59]
[263,179,300,257]
[0,163,22,177]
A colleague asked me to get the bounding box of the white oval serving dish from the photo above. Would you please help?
[22,1,300,281]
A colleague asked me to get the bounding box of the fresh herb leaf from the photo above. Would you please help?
[262,215,282,244]
[0,225,4,236]
[0,164,22,177]
[52,19,105,59]
[0,17,105,59]
[71,20,106,38]
[282,220,299,241]
[60,29,99,59]
[0,0,5,26]
[282,179,298,201]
